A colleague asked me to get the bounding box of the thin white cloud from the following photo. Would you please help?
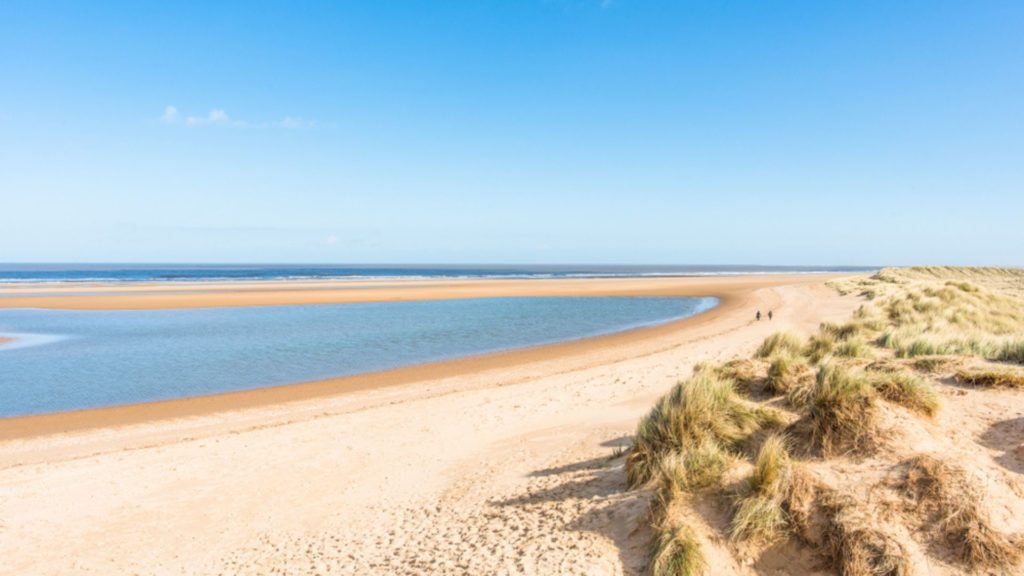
[160,105,179,123]
[186,108,236,126]
[279,116,316,129]
[160,106,314,129]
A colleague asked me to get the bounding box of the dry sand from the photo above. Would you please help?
[0,274,861,575]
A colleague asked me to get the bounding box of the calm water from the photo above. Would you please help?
[0,263,874,283]
[0,296,716,417]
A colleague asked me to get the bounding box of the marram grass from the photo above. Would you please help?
[627,372,775,488]
[756,332,804,359]
[650,523,707,576]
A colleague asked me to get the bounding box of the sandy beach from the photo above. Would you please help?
[0,274,860,575]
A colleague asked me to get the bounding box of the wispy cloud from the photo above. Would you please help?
[278,116,316,129]
[160,105,179,123]
[185,108,238,126]
[159,105,316,129]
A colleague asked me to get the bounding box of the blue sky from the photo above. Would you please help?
[1,1,1022,265]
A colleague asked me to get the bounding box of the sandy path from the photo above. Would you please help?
[0,276,860,575]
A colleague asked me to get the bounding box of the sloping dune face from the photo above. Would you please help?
[630,267,1024,575]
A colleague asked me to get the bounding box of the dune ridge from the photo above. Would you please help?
[628,267,1024,575]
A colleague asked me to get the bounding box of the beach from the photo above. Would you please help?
[0,274,860,574]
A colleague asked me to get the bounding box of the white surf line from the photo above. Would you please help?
[0,333,69,352]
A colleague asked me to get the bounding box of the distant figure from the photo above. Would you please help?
[756,310,762,321]
[768,310,774,321]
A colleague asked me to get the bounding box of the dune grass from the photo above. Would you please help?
[650,523,707,576]
[954,368,1024,389]
[633,267,1024,574]
[806,364,877,455]
[820,321,862,341]
[823,499,910,576]
[995,340,1024,364]
[755,332,804,359]
[803,333,836,364]
[868,370,940,417]
[834,338,873,359]
[712,358,766,388]
[909,355,961,374]
[656,439,733,498]
[730,434,792,542]
[765,353,811,395]
[627,372,776,488]
[904,455,1021,571]
[865,271,1024,365]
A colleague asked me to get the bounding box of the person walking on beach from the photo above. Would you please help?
[768,310,773,321]
[756,310,762,321]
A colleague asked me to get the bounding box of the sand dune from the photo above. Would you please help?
[0,274,859,575]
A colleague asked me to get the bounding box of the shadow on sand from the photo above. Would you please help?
[492,437,653,575]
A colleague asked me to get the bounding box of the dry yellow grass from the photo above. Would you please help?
[867,369,940,417]
[765,353,812,395]
[904,455,1022,571]
[806,364,877,456]
[649,522,706,576]
[730,434,792,542]
[954,367,1024,389]
[656,439,733,498]
[909,355,962,374]
[822,499,910,576]
[627,372,775,488]
[755,332,804,359]
[707,358,767,390]
[632,268,1024,573]
[866,271,1024,364]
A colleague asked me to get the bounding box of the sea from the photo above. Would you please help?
[0,263,874,283]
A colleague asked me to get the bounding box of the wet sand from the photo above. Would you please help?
[0,273,863,575]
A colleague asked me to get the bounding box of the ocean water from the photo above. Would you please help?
[0,263,874,283]
[0,296,716,417]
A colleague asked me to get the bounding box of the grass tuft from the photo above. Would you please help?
[714,358,766,388]
[627,372,772,488]
[765,353,812,395]
[954,368,1024,389]
[807,364,876,456]
[650,523,707,576]
[656,439,732,498]
[904,455,1021,570]
[730,491,788,543]
[756,332,804,359]
[820,321,862,341]
[750,434,790,492]
[869,370,940,417]
[834,338,872,359]
[909,355,960,374]
[804,333,836,364]
[994,340,1024,364]
[823,500,910,576]
[730,435,793,542]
